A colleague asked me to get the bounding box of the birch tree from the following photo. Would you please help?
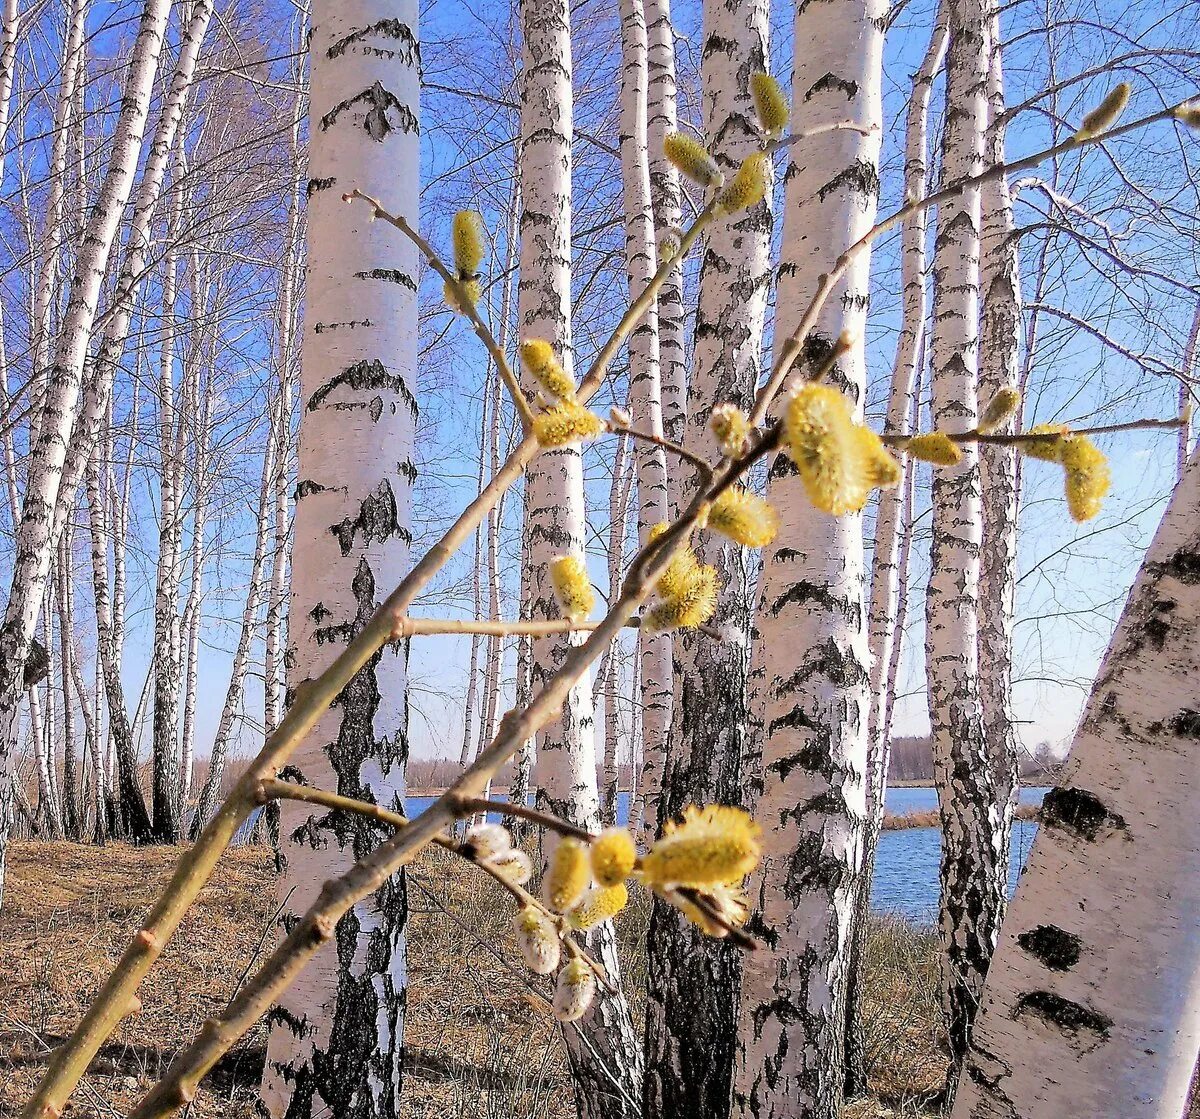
[261,4,420,1114]
[517,0,643,1110]
[734,2,885,1115]
[951,445,1200,1119]
[644,0,771,1110]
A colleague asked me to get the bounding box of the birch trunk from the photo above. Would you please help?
[618,0,672,855]
[0,0,172,889]
[925,0,1004,1088]
[644,0,771,1110]
[734,3,885,1116]
[56,532,81,839]
[599,432,632,826]
[845,8,947,1094]
[518,0,643,1109]
[951,446,1200,1119]
[261,6,419,1114]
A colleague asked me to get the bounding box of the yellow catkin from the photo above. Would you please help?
[514,906,561,975]
[856,426,902,488]
[1017,423,1069,463]
[1173,102,1200,128]
[710,403,751,456]
[1060,435,1111,522]
[485,848,533,886]
[707,487,779,547]
[452,210,486,277]
[567,883,629,930]
[533,401,605,447]
[443,277,481,315]
[543,837,591,912]
[670,882,750,938]
[978,387,1021,433]
[520,338,577,401]
[641,805,762,889]
[716,152,769,215]
[904,431,963,466]
[1074,82,1131,140]
[646,564,719,633]
[550,555,595,622]
[464,822,511,860]
[750,72,789,136]
[784,384,871,514]
[663,132,723,188]
[649,523,702,601]
[591,828,637,886]
[552,958,596,1022]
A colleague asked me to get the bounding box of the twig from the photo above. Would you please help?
[344,188,535,433]
[884,413,1189,448]
[607,419,714,482]
[448,795,595,844]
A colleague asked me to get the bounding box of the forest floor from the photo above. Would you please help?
[0,841,1183,1119]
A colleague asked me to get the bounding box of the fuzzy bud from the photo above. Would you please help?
[903,432,963,466]
[645,564,719,633]
[514,906,561,975]
[978,387,1021,434]
[591,828,638,886]
[785,384,875,514]
[1017,423,1069,463]
[710,403,751,456]
[544,837,591,912]
[485,848,533,886]
[533,401,605,447]
[521,339,576,401]
[443,277,481,315]
[1060,435,1111,522]
[452,210,486,278]
[750,72,790,136]
[641,805,762,889]
[1173,101,1200,129]
[567,883,629,930]
[663,132,723,189]
[464,822,512,861]
[1074,82,1131,140]
[552,958,596,1022]
[716,152,769,215]
[707,487,779,548]
[550,555,596,623]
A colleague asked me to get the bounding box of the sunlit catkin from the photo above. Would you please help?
[663,132,723,189]
[856,427,902,489]
[464,822,512,861]
[649,523,703,601]
[646,563,719,632]
[750,72,789,137]
[591,828,637,886]
[532,401,605,447]
[485,848,534,887]
[784,384,870,514]
[978,387,1021,433]
[716,153,768,215]
[514,906,561,975]
[550,555,595,622]
[903,432,962,466]
[520,338,576,401]
[641,805,762,889]
[452,210,486,277]
[1017,423,1069,462]
[567,883,629,930]
[707,487,778,547]
[1074,82,1131,140]
[710,403,751,456]
[1060,435,1111,522]
[443,277,482,315]
[544,837,590,912]
[553,958,596,1022]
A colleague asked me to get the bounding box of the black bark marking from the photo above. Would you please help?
[806,72,858,101]
[1013,991,1112,1039]
[1042,786,1126,841]
[265,1005,314,1039]
[320,81,418,142]
[1171,709,1200,738]
[315,319,373,333]
[354,268,418,292]
[1159,547,1200,585]
[309,602,332,623]
[1017,925,1083,971]
[328,481,407,557]
[307,359,418,418]
[817,159,880,205]
[295,480,330,500]
[327,19,419,64]
[306,177,335,197]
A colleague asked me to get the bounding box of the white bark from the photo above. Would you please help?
[644,0,772,1110]
[734,2,885,1115]
[517,0,643,1109]
[599,432,632,826]
[1178,301,1199,478]
[262,6,419,1115]
[0,0,172,889]
[951,445,1200,1119]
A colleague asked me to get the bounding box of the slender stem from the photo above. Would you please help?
[884,413,1189,448]
[608,419,714,482]
[671,886,761,950]
[344,188,535,432]
[766,118,877,154]
[394,616,602,638]
[449,795,596,843]
[749,100,1196,426]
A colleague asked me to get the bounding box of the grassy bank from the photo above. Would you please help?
[31,840,1183,1117]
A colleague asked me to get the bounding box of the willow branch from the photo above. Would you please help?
[749,99,1197,426]
[448,795,595,843]
[22,166,720,1119]
[344,188,535,432]
[607,419,714,482]
[884,413,1190,449]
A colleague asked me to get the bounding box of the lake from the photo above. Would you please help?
[402,785,1051,923]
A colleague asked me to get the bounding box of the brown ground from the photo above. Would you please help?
[0,839,1107,1119]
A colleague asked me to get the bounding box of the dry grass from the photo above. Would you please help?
[0,841,971,1119]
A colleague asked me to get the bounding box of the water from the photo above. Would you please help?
[404,785,1051,923]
